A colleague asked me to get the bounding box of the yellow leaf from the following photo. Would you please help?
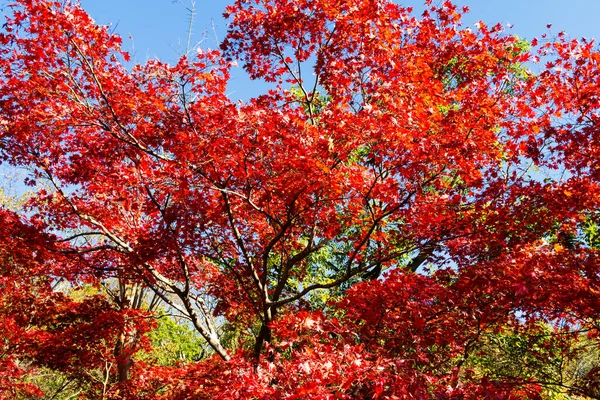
[554,243,564,252]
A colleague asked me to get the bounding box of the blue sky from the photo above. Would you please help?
[79,0,600,100]
[80,0,600,58]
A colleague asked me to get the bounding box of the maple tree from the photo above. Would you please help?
[1,0,600,398]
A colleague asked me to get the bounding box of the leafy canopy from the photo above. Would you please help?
[0,0,600,398]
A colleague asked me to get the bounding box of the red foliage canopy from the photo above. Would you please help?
[0,0,599,398]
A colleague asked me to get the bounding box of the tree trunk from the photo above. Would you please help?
[253,321,272,360]
[115,332,135,382]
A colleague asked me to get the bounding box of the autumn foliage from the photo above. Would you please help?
[1,0,600,398]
